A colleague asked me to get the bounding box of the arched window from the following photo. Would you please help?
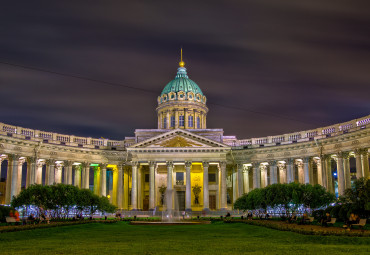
[188,116,193,127]
[197,117,201,129]
[179,115,184,127]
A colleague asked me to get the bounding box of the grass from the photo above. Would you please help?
[0,221,369,254]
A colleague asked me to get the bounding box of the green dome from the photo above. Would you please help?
[160,67,204,97]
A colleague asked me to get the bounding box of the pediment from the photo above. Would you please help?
[129,129,229,149]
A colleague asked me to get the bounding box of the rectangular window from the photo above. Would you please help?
[197,117,200,129]
[145,174,149,183]
[171,116,175,127]
[188,116,193,127]
[179,115,184,127]
[176,172,184,185]
[209,173,216,183]
[163,117,167,129]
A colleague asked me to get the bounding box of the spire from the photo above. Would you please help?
[179,48,185,67]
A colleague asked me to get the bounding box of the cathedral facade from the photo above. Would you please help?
[0,58,369,212]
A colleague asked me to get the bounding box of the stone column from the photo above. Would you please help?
[336,152,345,196]
[149,161,156,210]
[237,163,244,198]
[74,165,81,188]
[137,166,142,210]
[354,149,363,179]
[325,156,334,193]
[5,156,13,204]
[100,163,107,197]
[286,159,294,183]
[117,163,124,209]
[9,155,20,201]
[203,161,209,211]
[131,162,138,210]
[303,157,310,184]
[362,150,369,178]
[269,161,277,184]
[166,161,174,210]
[81,162,90,189]
[54,163,63,184]
[175,110,179,128]
[319,156,327,189]
[295,160,303,184]
[36,160,44,185]
[220,161,227,210]
[252,163,260,189]
[166,111,170,129]
[123,166,129,210]
[27,157,36,187]
[17,158,25,195]
[81,166,85,189]
[64,161,72,185]
[315,157,323,186]
[343,152,351,189]
[46,159,55,185]
[278,163,286,184]
[260,165,267,188]
[185,161,192,211]
[232,166,237,203]
[243,166,249,193]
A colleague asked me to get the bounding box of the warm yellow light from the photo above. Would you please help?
[107,195,111,199]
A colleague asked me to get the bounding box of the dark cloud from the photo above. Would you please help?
[0,0,369,140]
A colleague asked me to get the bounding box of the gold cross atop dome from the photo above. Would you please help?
[179,48,185,67]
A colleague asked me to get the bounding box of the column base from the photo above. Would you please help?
[202,208,211,214]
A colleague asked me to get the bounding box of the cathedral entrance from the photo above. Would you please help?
[143,196,149,211]
[176,191,185,211]
[209,195,216,210]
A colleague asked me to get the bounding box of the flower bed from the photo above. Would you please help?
[0,219,118,233]
[224,219,370,237]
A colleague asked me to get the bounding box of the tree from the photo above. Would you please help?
[339,177,370,218]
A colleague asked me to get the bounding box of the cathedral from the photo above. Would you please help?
[0,53,369,212]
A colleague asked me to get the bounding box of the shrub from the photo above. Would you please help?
[0,206,14,223]
[312,209,324,221]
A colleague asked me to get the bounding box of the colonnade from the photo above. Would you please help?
[234,148,369,198]
[130,161,227,212]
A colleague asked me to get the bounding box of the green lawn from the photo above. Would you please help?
[0,221,369,254]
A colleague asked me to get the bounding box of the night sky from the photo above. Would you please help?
[1,1,369,140]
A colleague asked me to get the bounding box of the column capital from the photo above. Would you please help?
[8,154,21,161]
[354,148,363,156]
[302,157,311,164]
[336,151,346,159]
[148,161,156,167]
[27,157,36,164]
[286,158,295,164]
[269,160,277,166]
[361,149,369,156]
[64,160,72,167]
[259,164,267,172]
[81,162,90,168]
[37,160,45,168]
[243,165,250,172]
[295,160,303,167]
[100,163,108,169]
[202,161,210,168]
[46,159,55,166]
[185,161,192,168]
[166,161,174,168]
[236,163,244,169]
[278,163,285,171]
[219,161,227,168]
